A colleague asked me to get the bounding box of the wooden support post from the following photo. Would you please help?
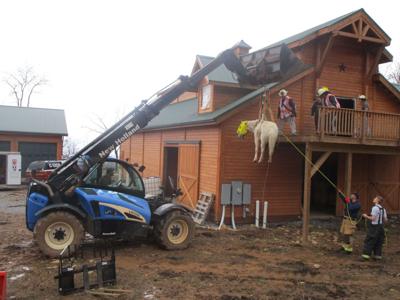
[311,151,332,177]
[316,34,335,78]
[344,152,353,197]
[302,143,312,244]
[367,45,385,80]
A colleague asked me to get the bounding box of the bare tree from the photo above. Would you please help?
[84,110,127,159]
[386,62,400,84]
[62,137,79,159]
[4,66,47,107]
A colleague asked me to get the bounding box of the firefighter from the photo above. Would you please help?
[311,97,322,131]
[317,87,341,108]
[339,193,361,253]
[277,89,297,135]
[359,94,369,111]
[361,196,388,260]
[317,87,340,133]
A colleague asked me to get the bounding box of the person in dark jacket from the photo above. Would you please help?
[339,192,361,253]
[362,196,387,260]
[311,98,322,131]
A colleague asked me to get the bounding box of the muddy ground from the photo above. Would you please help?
[0,188,399,300]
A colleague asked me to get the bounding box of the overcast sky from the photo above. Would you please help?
[0,0,399,147]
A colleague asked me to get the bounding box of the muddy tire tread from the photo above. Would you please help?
[33,211,84,258]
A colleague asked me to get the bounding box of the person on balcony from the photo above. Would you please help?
[318,87,341,108]
[311,97,322,131]
[339,192,361,254]
[358,95,371,137]
[359,95,369,111]
[317,87,341,134]
[277,89,297,135]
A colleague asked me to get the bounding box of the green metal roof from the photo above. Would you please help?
[260,9,361,50]
[0,105,68,135]
[197,55,239,84]
[144,81,278,130]
[259,8,390,51]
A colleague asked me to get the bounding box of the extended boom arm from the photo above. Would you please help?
[47,48,243,197]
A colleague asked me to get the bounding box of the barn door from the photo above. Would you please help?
[177,143,200,210]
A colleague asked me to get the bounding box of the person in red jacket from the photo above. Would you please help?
[277,89,297,135]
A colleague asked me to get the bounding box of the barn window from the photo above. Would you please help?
[200,84,212,110]
[336,97,355,109]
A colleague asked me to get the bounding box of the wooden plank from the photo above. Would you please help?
[311,143,400,156]
[302,143,312,243]
[362,24,370,37]
[351,22,359,35]
[311,151,332,177]
[335,31,386,44]
[316,34,335,77]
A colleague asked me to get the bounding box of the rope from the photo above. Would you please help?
[280,131,363,225]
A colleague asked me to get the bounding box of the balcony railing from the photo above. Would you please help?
[318,107,400,143]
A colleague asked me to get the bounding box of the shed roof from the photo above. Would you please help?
[0,105,68,136]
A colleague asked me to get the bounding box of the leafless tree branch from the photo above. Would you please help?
[84,109,128,159]
[3,66,47,107]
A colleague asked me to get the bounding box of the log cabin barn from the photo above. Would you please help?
[121,9,400,237]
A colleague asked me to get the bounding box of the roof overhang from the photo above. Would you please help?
[373,74,400,103]
[0,130,67,136]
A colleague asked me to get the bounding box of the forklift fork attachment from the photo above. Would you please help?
[55,243,116,295]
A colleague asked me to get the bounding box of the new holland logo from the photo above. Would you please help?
[99,202,146,223]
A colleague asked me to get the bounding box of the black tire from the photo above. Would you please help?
[154,210,195,250]
[33,211,84,258]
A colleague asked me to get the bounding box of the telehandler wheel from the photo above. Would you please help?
[34,211,84,258]
[154,210,195,250]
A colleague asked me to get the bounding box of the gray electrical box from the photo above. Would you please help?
[221,184,231,205]
[242,184,251,205]
[231,181,243,205]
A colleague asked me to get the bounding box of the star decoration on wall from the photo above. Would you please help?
[339,63,347,72]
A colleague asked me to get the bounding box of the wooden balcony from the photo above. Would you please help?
[279,107,400,150]
[318,107,400,146]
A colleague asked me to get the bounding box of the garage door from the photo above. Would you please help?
[0,141,10,151]
[18,142,57,172]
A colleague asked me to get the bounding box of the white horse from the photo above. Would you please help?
[245,119,279,163]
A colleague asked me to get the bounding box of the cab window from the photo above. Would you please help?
[84,161,144,195]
